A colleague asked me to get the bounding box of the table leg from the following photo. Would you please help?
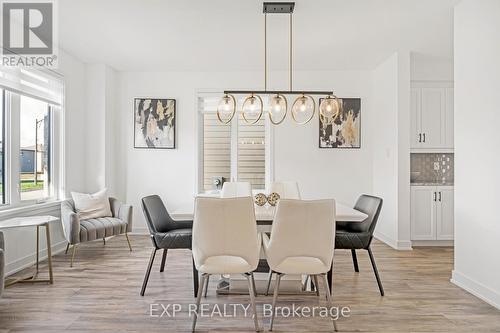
[45,223,53,284]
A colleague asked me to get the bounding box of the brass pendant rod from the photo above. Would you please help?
[264,13,267,91]
[289,12,292,91]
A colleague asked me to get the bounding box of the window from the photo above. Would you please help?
[199,94,269,192]
[19,95,51,201]
[0,68,63,208]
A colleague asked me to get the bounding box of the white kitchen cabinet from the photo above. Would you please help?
[411,186,437,240]
[410,83,454,150]
[411,185,454,241]
[436,187,454,240]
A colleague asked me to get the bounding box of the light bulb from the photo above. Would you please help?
[299,102,307,112]
[216,94,236,124]
[268,94,288,125]
[241,94,263,124]
[319,95,341,121]
[291,94,315,124]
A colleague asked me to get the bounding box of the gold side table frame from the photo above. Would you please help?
[2,216,57,287]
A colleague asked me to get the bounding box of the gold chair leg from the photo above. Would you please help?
[70,244,78,267]
[125,233,132,252]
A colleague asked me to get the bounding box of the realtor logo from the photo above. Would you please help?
[1,0,58,67]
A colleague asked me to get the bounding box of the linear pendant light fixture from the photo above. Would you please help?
[217,2,342,125]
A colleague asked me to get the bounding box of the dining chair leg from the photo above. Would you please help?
[192,273,208,332]
[203,274,210,297]
[351,249,359,272]
[327,265,333,292]
[160,249,168,272]
[192,258,199,297]
[103,237,106,245]
[70,244,78,267]
[269,273,282,331]
[65,243,70,254]
[265,270,273,296]
[245,273,261,332]
[250,272,258,297]
[367,246,384,296]
[312,275,320,296]
[140,248,157,296]
[321,274,338,332]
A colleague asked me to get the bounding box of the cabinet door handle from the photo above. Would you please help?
[433,192,437,201]
[423,133,426,143]
[418,133,422,143]
[439,192,442,202]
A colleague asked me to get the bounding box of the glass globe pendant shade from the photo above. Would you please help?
[216,94,236,124]
[319,95,341,122]
[268,94,288,125]
[241,93,263,124]
[291,94,315,124]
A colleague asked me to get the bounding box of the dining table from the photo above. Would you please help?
[171,200,368,224]
[171,197,368,295]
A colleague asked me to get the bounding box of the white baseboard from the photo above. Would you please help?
[130,227,149,235]
[374,231,412,250]
[412,240,454,247]
[451,270,500,310]
[5,240,68,276]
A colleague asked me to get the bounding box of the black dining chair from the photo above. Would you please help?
[330,194,384,296]
[140,195,198,297]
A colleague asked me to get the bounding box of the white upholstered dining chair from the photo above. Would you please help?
[191,197,261,332]
[262,199,338,331]
[221,181,252,198]
[268,181,301,199]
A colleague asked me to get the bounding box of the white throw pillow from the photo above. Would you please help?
[71,189,112,220]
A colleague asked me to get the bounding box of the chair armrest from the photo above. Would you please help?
[261,232,280,271]
[170,220,193,230]
[109,197,133,232]
[61,200,80,244]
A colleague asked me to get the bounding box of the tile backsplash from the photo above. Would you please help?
[410,153,454,185]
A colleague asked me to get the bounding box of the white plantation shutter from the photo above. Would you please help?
[238,116,265,189]
[199,93,266,191]
[0,67,63,105]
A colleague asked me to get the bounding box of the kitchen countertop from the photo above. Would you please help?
[411,182,454,186]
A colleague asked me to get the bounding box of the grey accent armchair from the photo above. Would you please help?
[61,197,133,267]
[0,231,4,297]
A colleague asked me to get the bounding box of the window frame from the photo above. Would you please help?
[0,90,62,210]
[196,91,274,194]
[0,90,5,205]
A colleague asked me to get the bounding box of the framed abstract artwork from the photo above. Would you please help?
[319,97,361,149]
[134,98,176,149]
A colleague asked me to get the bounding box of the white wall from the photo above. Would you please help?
[118,70,374,231]
[371,52,411,250]
[372,54,399,245]
[411,53,454,81]
[84,64,120,197]
[452,0,500,309]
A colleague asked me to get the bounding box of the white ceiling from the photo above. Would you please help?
[58,0,459,71]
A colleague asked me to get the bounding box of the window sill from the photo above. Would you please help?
[0,200,62,220]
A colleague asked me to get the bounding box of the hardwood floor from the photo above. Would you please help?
[1,235,499,332]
